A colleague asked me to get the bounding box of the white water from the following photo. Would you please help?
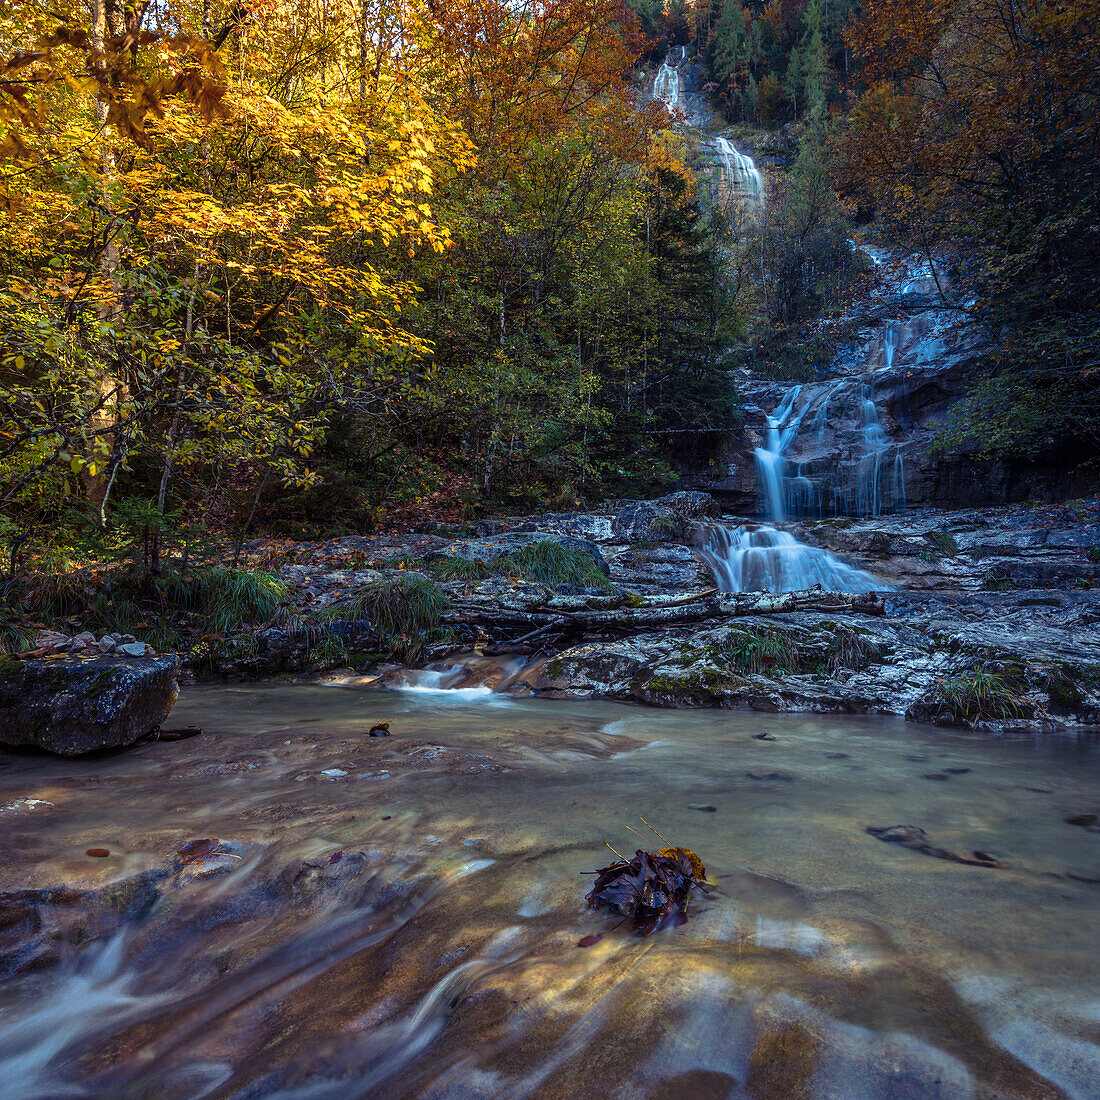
[715,136,764,206]
[755,383,906,521]
[393,667,507,704]
[698,524,883,594]
[753,385,812,522]
[653,57,680,110]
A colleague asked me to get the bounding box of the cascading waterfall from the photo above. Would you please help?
[715,137,764,206]
[756,382,906,520]
[854,382,906,518]
[753,386,812,521]
[654,58,681,109]
[698,524,883,594]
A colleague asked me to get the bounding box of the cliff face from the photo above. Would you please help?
[681,251,1091,515]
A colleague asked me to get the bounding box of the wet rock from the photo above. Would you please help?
[866,825,1006,868]
[611,503,683,543]
[0,655,181,756]
[656,490,719,518]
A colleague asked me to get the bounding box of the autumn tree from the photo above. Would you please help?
[0,0,471,549]
[842,0,1100,460]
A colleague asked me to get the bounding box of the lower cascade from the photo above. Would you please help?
[698,523,884,594]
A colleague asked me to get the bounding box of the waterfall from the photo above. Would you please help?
[715,137,764,206]
[855,382,905,518]
[753,387,812,521]
[755,383,906,520]
[654,61,680,109]
[698,524,883,594]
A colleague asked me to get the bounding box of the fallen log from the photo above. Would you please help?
[443,588,885,642]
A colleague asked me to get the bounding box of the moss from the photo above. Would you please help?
[545,658,565,678]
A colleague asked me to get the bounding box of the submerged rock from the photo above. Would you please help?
[0,656,181,756]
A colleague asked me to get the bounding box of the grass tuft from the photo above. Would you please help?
[328,573,451,636]
[934,669,1029,724]
[716,625,802,674]
[827,625,883,672]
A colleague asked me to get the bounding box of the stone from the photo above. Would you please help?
[657,490,719,518]
[611,503,683,542]
[0,656,181,756]
[118,642,148,657]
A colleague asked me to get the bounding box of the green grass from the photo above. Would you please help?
[927,531,958,554]
[326,573,451,635]
[504,542,614,590]
[430,557,494,582]
[309,634,352,667]
[425,541,616,592]
[715,625,803,674]
[0,612,35,655]
[934,669,1029,724]
[827,625,883,672]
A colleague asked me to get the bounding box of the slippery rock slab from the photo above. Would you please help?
[0,656,181,756]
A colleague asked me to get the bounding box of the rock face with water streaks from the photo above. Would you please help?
[0,656,181,756]
[682,252,1093,514]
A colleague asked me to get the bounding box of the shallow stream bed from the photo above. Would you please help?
[0,684,1097,1098]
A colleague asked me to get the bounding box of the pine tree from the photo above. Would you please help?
[799,0,829,120]
[711,0,748,86]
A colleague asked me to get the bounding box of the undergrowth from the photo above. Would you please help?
[933,669,1029,724]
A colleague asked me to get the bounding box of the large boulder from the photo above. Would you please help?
[0,656,181,756]
[611,503,684,543]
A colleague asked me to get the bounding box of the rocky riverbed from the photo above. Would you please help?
[224,494,1099,736]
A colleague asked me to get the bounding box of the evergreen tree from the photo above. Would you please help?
[799,1,829,119]
[711,0,749,85]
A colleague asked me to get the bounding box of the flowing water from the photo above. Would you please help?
[715,137,764,207]
[697,524,883,594]
[0,684,1097,1098]
[754,385,906,523]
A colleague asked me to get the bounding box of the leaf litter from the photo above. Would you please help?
[584,818,710,936]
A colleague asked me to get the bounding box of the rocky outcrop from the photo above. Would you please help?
[524,589,1100,732]
[0,656,181,755]
[677,252,1094,512]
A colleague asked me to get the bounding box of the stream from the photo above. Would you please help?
[0,684,1097,1098]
